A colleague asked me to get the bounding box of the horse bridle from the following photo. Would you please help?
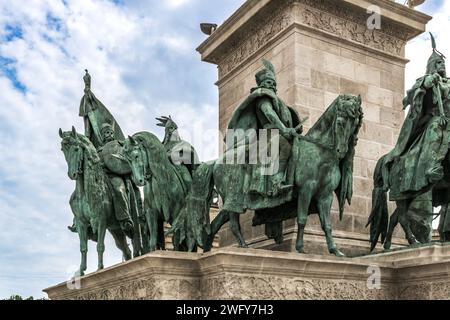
[67,139,84,176]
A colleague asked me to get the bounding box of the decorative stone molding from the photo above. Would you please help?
[44,245,450,300]
[297,0,408,57]
[198,0,431,80]
[217,1,293,78]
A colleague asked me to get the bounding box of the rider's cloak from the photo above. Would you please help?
[383,75,450,200]
[221,87,301,212]
[226,87,300,136]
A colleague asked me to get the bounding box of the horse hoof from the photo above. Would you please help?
[383,242,392,251]
[407,237,420,246]
[296,248,306,254]
[74,270,84,278]
[239,244,249,249]
[330,248,345,257]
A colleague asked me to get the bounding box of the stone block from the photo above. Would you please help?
[339,78,368,101]
[340,48,367,64]
[362,103,381,123]
[311,69,339,93]
[295,85,325,110]
[367,86,394,108]
[296,44,325,71]
[295,64,312,86]
[353,177,373,198]
[355,139,381,161]
[355,63,381,86]
[380,107,404,128]
[359,120,393,145]
[324,52,355,79]
[353,156,370,179]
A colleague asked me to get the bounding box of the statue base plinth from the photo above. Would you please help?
[44,244,450,300]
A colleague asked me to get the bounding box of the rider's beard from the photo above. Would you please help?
[105,135,114,143]
[263,84,277,94]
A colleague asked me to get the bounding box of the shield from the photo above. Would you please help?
[100,142,131,175]
[103,154,131,175]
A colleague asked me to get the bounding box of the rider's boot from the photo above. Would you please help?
[68,223,77,233]
[110,177,134,237]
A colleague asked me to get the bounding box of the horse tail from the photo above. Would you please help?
[167,161,215,251]
[366,154,389,252]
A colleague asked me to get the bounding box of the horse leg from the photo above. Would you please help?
[147,209,158,252]
[399,211,420,246]
[96,220,107,271]
[318,194,344,257]
[130,184,143,258]
[439,204,449,242]
[383,201,407,250]
[229,212,248,248]
[204,209,231,252]
[139,213,151,254]
[131,220,142,259]
[110,229,132,261]
[296,185,314,254]
[157,218,166,250]
[76,221,88,277]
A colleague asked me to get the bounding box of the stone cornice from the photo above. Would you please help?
[44,245,450,300]
[197,0,431,67]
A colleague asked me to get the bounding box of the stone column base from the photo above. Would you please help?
[44,244,450,300]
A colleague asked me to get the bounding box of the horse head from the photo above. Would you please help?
[123,135,149,187]
[60,126,84,180]
[333,94,363,159]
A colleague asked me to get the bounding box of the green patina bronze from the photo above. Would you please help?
[120,116,199,251]
[59,54,422,273]
[61,72,148,276]
[59,127,143,276]
[123,130,195,252]
[368,33,450,251]
[162,60,363,256]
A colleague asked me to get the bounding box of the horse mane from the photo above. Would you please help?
[132,131,187,221]
[74,133,108,215]
[306,96,341,143]
[132,131,170,167]
[305,95,363,219]
[77,133,101,165]
[334,95,363,219]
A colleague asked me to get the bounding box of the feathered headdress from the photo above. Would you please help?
[426,32,446,75]
[255,59,277,86]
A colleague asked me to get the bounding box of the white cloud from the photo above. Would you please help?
[0,0,446,299]
[0,0,219,298]
[405,1,449,89]
[166,0,192,9]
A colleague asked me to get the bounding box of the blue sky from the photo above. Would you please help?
[0,0,447,298]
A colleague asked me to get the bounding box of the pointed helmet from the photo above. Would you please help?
[255,59,277,86]
[426,33,446,75]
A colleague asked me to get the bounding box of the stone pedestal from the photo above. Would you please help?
[44,244,450,300]
[197,0,431,255]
